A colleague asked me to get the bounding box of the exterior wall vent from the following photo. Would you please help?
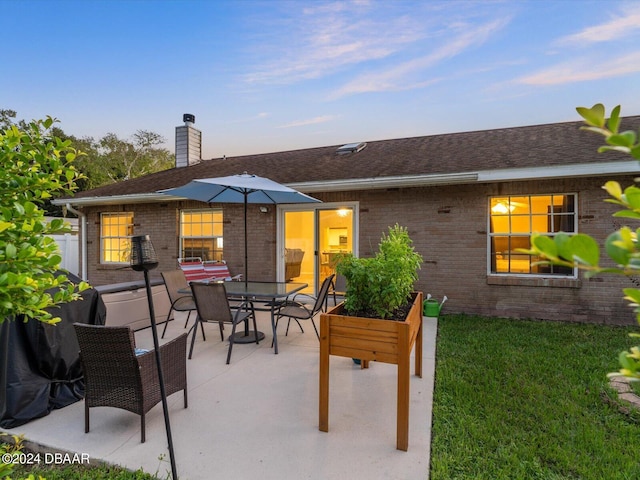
[336,142,367,155]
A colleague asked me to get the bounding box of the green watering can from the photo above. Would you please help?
[423,295,447,317]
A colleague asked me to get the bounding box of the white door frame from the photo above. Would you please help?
[276,201,359,287]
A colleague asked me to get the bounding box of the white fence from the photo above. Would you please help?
[52,233,80,277]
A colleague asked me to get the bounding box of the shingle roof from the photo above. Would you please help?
[67,116,639,200]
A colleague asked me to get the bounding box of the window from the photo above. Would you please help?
[100,212,134,264]
[488,194,576,276]
[180,209,223,261]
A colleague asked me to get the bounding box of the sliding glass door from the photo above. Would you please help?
[280,203,357,295]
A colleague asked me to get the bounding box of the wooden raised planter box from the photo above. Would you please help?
[318,291,423,451]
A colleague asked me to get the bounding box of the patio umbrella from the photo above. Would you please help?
[158,172,321,281]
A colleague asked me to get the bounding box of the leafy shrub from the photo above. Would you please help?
[0,117,89,324]
[336,224,422,319]
[523,104,640,380]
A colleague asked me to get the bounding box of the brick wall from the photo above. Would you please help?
[319,175,634,326]
[82,199,277,286]
[79,174,636,326]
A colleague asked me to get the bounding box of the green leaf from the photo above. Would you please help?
[25,202,39,215]
[5,243,16,259]
[613,210,640,219]
[47,254,62,267]
[608,105,622,133]
[607,131,637,148]
[13,202,25,215]
[606,232,631,266]
[619,350,633,370]
[597,267,627,275]
[48,218,65,230]
[532,235,558,259]
[576,104,606,127]
[580,126,609,136]
[623,288,640,304]
[554,233,572,256]
[603,181,623,200]
[566,234,600,266]
[598,145,631,155]
[0,221,13,233]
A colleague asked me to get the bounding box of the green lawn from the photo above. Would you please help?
[430,314,640,480]
[7,452,159,480]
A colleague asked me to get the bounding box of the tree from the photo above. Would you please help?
[1,108,174,191]
[74,130,173,189]
[0,117,89,324]
[0,109,19,130]
[523,104,640,380]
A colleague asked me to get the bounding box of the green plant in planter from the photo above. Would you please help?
[336,224,423,320]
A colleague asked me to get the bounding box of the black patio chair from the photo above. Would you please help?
[189,281,258,364]
[326,273,347,309]
[161,270,198,339]
[275,274,335,341]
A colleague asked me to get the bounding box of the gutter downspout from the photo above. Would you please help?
[65,203,87,281]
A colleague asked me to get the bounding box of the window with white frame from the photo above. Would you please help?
[100,212,134,264]
[488,194,576,276]
[180,209,224,261]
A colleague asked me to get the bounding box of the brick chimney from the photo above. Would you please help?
[175,113,201,168]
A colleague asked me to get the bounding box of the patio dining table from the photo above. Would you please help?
[180,281,308,354]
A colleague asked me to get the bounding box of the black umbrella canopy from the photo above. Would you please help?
[159,173,322,280]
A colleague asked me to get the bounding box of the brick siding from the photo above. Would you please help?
[80,174,636,326]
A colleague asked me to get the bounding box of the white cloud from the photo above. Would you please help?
[227,112,271,124]
[277,115,337,128]
[515,51,640,86]
[242,2,427,85]
[556,9,640,46]
[330,17,509,98]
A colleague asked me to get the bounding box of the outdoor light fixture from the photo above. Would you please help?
[130,234,159,271]
[259,206,269,213]
[129,235,178,480]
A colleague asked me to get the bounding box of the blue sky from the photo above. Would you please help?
[4,0,640,159]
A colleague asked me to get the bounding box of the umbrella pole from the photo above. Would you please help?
[231,194,267,343]
[244,196,248,283]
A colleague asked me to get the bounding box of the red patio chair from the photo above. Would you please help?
[178,257,212,283]
[202,260,242,281]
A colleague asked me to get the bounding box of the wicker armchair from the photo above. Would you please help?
[73,324,188,443]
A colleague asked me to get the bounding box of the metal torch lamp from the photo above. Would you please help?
[129,235,178,480]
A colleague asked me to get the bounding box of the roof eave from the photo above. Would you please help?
[289,160,640,193]
[288,172,480,193]
[53,160,640,206]
[52,193,172,207]
[476,160,640,182]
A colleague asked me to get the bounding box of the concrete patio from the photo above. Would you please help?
[5,310,437,480]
